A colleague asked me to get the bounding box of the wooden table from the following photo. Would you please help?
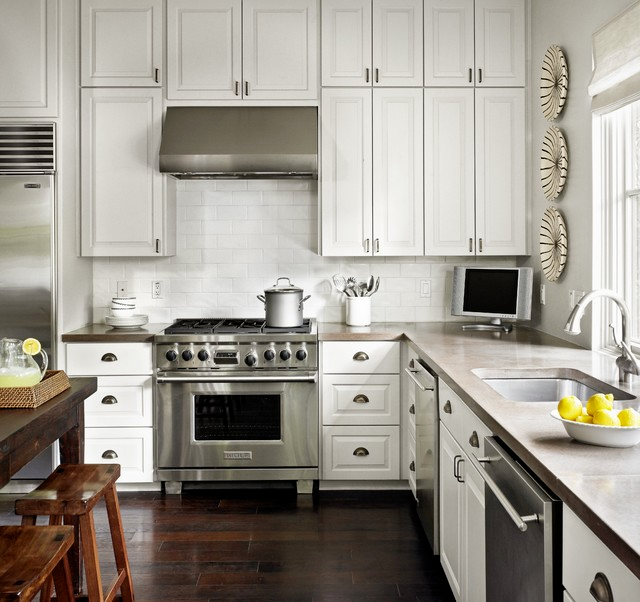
[0,377,97,592]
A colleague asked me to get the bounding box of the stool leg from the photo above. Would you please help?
[79,511,105,602]
[51,554,75,602]
[20,515,37,526]
[104,485,135,602]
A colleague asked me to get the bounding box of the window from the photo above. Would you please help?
[596,97,640,353]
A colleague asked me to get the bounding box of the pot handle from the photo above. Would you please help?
[298,295,311,309]
[257,295,266,304]
[275,277,292,287]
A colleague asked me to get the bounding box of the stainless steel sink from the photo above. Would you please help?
[472,367,636,402]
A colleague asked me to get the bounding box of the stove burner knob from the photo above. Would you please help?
[295,348,307,361]
[165,349,178,362]
[244,352,258,367]
[197,349,209,361]
[181,349,194,361]
[264,348,275,361]
[280,349,291,361]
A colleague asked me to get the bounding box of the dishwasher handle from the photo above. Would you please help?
[404,367,435,391]
[469,453,539,532]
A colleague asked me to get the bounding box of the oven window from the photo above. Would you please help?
[193,394,281,440]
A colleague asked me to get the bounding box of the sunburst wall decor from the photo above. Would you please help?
[540,45,568,121]
[541,126,568,200]
[540,206,568,282]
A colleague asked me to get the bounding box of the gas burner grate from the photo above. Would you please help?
[163,317,313,335]
[215,318,265,333]
[263,319,311,334]
[164,318,224,334]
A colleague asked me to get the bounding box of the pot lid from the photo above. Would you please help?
[265,277,303,293]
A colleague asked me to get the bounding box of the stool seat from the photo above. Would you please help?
[15,464,134,602]
[0,525,75,601]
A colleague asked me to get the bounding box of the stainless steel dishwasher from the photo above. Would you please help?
[470,436,561,601]
[405,358,438,553]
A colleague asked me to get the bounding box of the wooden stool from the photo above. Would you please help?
[0,525,75,601]
[15,464,134,602]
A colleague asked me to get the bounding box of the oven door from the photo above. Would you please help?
[155,372,318,471]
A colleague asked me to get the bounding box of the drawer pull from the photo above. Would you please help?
[352,351,369,361]
[469,430,480,449]
[101,353,118,362]
[453,455,464,482]
[409,461,415,472]
[409,403,415,415]
[353,394,369,404]
[101,395,118,405]
[589,572,613,602]
[443,400,452,414]
[353,447,369,457]
[101,450,118,460]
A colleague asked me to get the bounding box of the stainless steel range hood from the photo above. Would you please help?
[159,106,317,179]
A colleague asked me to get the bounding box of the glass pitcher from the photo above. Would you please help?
[0,338,48,388]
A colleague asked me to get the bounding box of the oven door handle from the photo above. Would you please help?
[156,373,318,384]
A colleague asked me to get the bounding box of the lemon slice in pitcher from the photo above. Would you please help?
[22,338,42,356]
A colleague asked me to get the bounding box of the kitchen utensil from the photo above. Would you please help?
[332,274,347,294]
[0,338,48,388]
[365,275,374,295]
[257,277,310,327]
[368,277,380,296]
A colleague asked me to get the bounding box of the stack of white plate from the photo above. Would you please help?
[105,296,148,329]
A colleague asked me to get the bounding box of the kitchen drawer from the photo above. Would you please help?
[84,376,152,427]
[66,343,153,375]
[563,506,640,601]
[85,427,153,483]
[322,426,400,480]
[322,341,400,374]
[438,380,464,441]
[322,374,400,425]
[460,402,492,460]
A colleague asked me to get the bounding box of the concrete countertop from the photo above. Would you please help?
[62,323,169,343]
[319,321,640,580]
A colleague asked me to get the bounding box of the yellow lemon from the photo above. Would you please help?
[605,393,614,403]
[557,395,582,420]
[592,409,621,427]
[576,414,593,424]
[617,408,640,427]
[586,393,614,416]
[22,338,41,356]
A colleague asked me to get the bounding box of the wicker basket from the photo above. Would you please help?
[0,370,71,409]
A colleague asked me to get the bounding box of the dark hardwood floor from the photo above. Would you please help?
[1,485,454,601]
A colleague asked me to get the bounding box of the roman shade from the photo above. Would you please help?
[590,1,640,110]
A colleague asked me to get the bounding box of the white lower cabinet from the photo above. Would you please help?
[563,506,640,601]
[65,343,154,483]
[321,341,401,480]
[438,380,488,602]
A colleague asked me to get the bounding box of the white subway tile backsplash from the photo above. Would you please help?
[91,181,516,324]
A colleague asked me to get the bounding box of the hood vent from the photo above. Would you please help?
[0,123,55,174]
[159,106,317,179]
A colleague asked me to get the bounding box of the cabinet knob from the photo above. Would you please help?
[589,572,614,602]
[468,67,472,83]
[365,67,370,83]
[409,461,415,472]
[245,81,249,96]
[478,68,483,83]
[443,400,452,414]
[364,238,370,253]
[409,403,415,415]
[353,394,369,404]
[101,352,118,362]
[154,68,160,83]
[235,81,240,96]
[375,68,379,83]
[101,395,118,405]
[453,455,464,482]
[469,430,480,449]
[353,447,370,457]
[352,351,369,362]
[101,450,118,460]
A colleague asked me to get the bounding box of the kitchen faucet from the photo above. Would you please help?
[564,289,640,383]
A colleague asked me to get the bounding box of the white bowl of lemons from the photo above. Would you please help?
[551,393,640,448]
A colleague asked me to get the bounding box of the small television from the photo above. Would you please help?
[451,266,533,332]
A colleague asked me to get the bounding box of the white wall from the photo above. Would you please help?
[92,179,514,324]
[525,0,631,346]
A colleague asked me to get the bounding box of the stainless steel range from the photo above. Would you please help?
[154,318,318,494]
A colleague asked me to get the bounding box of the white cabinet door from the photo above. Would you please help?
[373,88,423,255]
[0,0,58,117]
[424,0,524,87]
[81,88,175,257]
[463,457,486,602]
[475,88,526,255]
[81,0,162,87]
[321,88,373,256]
[167,0,242,100]
[243,0,318,100]
[321,0,370,86]
[424,88,475,256]
[475,0,525,87]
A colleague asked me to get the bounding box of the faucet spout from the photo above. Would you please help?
[564,288,639,383]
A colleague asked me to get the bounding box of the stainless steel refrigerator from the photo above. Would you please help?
[0,123,56,479]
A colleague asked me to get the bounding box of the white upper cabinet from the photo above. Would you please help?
[322,0,423,87]
[424,0,525,87]
[80,88,175,257]
[81,0,163,87]
[321,88,423,256]
[0,0,58,117]
[424,87,526,256]
[167,0,318,100]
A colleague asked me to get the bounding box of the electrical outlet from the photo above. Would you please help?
[117,281,127,296]
[569,290,585,309]
[420,280,431,298]
[152,281,162,299]
[540,284,546,305]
